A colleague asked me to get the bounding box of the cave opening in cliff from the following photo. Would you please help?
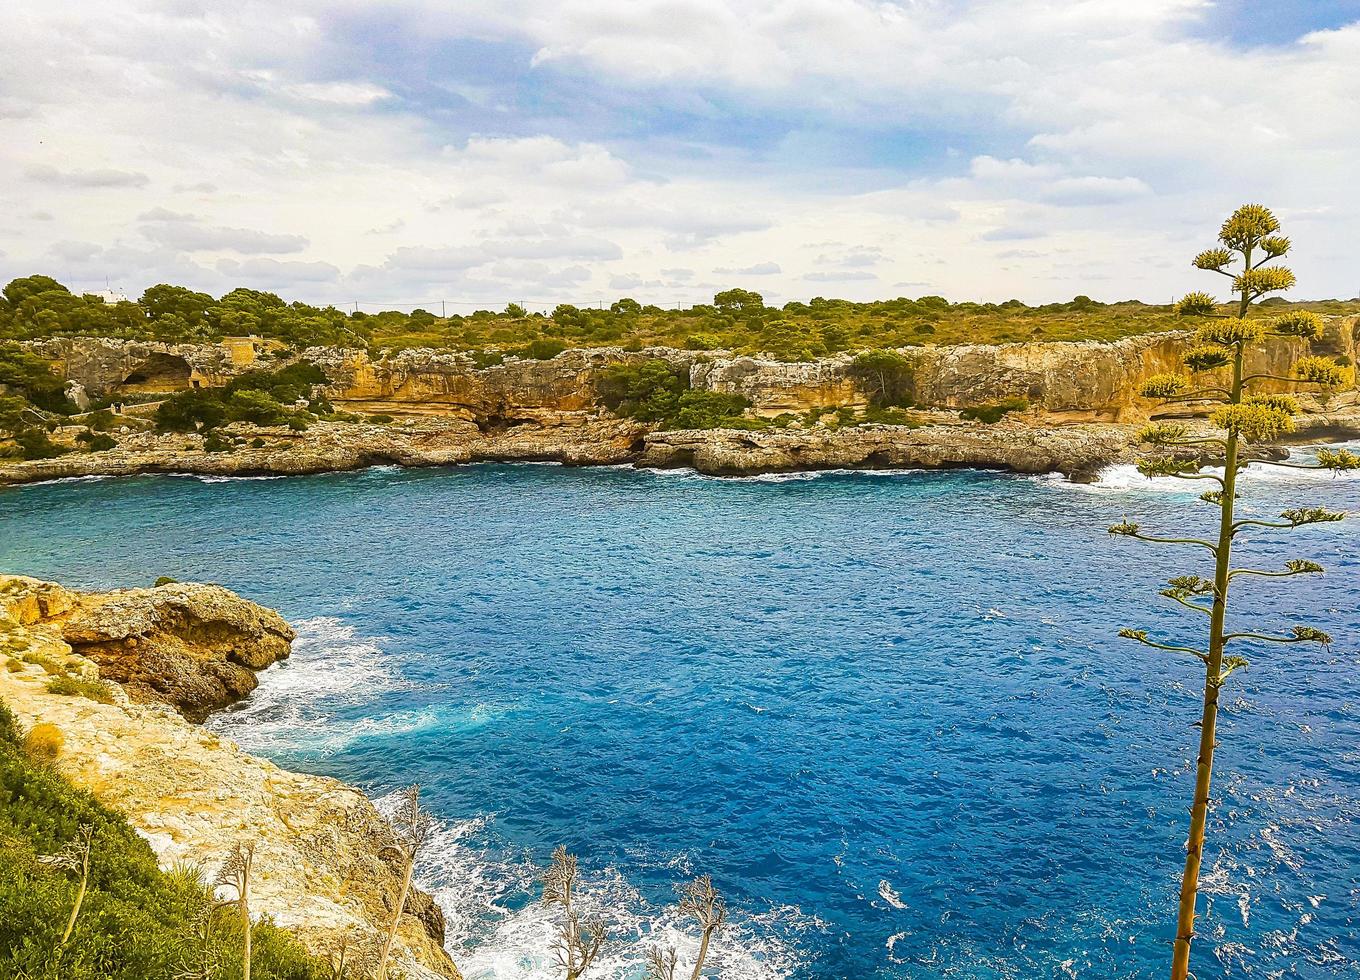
[118,353,194,393]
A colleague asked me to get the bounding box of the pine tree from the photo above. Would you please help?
[1109,203,1358,980]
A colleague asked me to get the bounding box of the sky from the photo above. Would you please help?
[2,0,1358,311]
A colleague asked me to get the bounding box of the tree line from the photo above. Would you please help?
[8,274,1355,358]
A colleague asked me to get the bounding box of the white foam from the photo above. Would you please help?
[1036,442,1360,495]
[877,880,907,910]
[161,472,289,483]
[374,798,809,980]
[22,474,114,486]
[636,466,929,483]
[191,473,289,483]
[206,616,405,754]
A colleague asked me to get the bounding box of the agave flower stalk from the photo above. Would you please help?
[1111,204,1357,980]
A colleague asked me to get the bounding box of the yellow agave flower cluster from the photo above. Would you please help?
[1217,203,1285,252]
[1209,402,1295,442]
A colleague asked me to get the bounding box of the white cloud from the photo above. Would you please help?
[216,257,341,285]
[802,270,878,282]
[142,222,310,255]
[714,262,781,275]
[26,165,149,188]
[0,0,1356,307]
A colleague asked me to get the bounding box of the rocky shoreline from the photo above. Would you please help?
[0,575,462,980]
[6,325,1358,486]
[4,406,1360,488]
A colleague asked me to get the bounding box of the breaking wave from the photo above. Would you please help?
[207,617,408,754]
[371,794,811,980]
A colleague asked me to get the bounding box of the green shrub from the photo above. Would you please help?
[224,361,327,404]
[153,576,177,587]
[596,361,687,423]
[847,349,915,408]
[0,698,328,979]
[250,437,266,448]
[225,389,289,426]
[75,431,117,452]
[46,676,116,704]
[155,389,227,433]
[683,333,723,351]
[202,434,233,453]
[23,722,63,763]
[22,651,69,674]
[466,350,505,369]
[521,339,568,360]
[960,397,1029,423]
[155,362,329,433]
[367,414,394,424]
[14,428,69,460]
[860,406,919,427]
[669,391,754,430]
[0,703,19,744]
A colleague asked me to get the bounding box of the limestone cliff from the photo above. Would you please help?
[27,316,1355,421]
[0,575,461,980]
[6,319,1356,486]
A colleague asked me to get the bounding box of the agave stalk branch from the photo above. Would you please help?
[1161,593,1213,617]
[1123,531,1219,553]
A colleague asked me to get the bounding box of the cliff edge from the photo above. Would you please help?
[0,574,462,980]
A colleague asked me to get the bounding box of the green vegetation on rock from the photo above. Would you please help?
[154,362,329,436]
[594,361,755,430]
[847,349,915,407]
[0,700,329,980]
[959,398,1030,423]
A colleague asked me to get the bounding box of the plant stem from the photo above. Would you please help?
[377,850,415,980]
[59,841,90,946]
[690,927,713,980]
[241,869,252,980]
[1170,319,1245,980]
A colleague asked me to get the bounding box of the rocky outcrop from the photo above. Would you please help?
[26,336,284,397]
[0,575,461,980]
[305,345,694,418]
[7,320,1356,487]
[4,403,1360,486]
[0,413,648,485]
[3,575,294,721]
[638,420,1136,478]
[696,325,1357,421]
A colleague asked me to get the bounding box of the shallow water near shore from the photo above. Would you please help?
[3,452,1359,979]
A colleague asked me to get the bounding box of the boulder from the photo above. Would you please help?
[4,577,294,721]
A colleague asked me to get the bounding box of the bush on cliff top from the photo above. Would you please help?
[0,700,329,980]
[5,274,1360,356]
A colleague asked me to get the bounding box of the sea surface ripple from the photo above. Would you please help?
[2,450,1358,979]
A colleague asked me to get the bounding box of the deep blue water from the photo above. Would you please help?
[2,455,1358,980]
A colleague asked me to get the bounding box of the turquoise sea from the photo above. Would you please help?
[2,451,1357,979]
